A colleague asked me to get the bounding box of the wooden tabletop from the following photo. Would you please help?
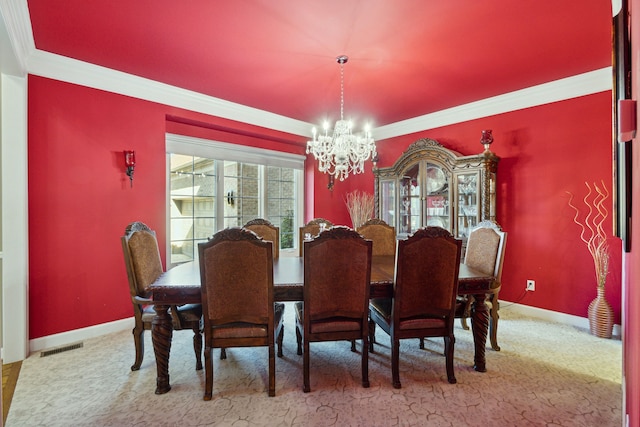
[149,255,496,303]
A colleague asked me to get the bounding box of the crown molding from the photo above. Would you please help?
[1,0,613,140]
[0,0,34,74]
[27,48,312,137]
[373,67,613,140]
[26,48,613,141]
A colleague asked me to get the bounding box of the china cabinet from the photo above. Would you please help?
[374,138,499,239]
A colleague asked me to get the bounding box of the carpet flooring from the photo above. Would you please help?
[5,305,622,426]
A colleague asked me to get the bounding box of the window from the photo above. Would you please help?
[166,134,304,266]
[266,166,296,249]
[169,154,216,264]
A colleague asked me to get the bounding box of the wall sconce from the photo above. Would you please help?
[124,150,135,187]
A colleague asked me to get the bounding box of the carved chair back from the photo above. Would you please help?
[357,218,396,256]
[299,218,334,256]
[303,226,372,325]
[244,218,280,259]
[395,227,462,322]
[464,220,507,281]
[122,221,163,298]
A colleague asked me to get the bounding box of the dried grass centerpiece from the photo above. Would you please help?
[345,190,374,230]
[566,180,614,338]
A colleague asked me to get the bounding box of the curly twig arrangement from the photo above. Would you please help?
[566,180,610,288]
[345,190,374,230]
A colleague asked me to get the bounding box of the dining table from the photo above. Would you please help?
[148,255,497,394]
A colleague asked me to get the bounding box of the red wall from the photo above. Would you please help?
[27,76,304,338]
[28,75,622,343]
[317,92,622,324]
[29,77,165,337]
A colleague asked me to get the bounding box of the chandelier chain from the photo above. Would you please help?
[340,60,344,121]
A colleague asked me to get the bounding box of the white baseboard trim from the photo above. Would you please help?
[29,317,133,354]
[502,301,621,339]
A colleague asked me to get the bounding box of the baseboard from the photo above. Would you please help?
[29,317,133,354]
[502,301,621,339]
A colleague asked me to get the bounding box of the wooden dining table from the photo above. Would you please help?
[148,255,497,394]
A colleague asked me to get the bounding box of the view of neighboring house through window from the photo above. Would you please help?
[169,154,216,264]
[223,161,259,228]
[167,134,303,266]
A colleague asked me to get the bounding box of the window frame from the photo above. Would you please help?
[166,133,305,267]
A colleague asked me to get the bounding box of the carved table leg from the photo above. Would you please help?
[470,293,489,372]
[152,303,173,394]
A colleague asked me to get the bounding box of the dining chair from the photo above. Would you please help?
[298,218,334,256]
[455,220,507,351]
[121,221,202,372]
[369,226,462,387]
[294,226,372,393]
[354,218,396,349]
[244,218,280,259]
[356,218,396,256]
[240,218,285,360]
[198,227,284,399]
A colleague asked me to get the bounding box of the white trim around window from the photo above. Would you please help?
[166,133,305,169]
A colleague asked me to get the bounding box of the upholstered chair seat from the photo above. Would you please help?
[216,303,284,357]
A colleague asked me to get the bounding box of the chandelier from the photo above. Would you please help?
[306,55,376,182]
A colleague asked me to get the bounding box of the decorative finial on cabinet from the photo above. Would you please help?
[480,130,493,152]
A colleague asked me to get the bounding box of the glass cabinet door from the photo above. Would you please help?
[398,162,451,235]
[425,163,450,231]
[379,178,396,228]
[399,164,420,235]
[456,171,479,238]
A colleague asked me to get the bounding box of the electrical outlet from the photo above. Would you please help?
[526,280,535,291]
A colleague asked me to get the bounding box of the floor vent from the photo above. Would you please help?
[40,342,84,357]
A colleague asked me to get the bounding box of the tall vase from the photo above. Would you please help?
[587,287,614,339]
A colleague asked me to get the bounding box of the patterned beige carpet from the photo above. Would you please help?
[6,306,621,426]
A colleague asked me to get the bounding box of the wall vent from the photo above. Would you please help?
[40,342,83,357]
